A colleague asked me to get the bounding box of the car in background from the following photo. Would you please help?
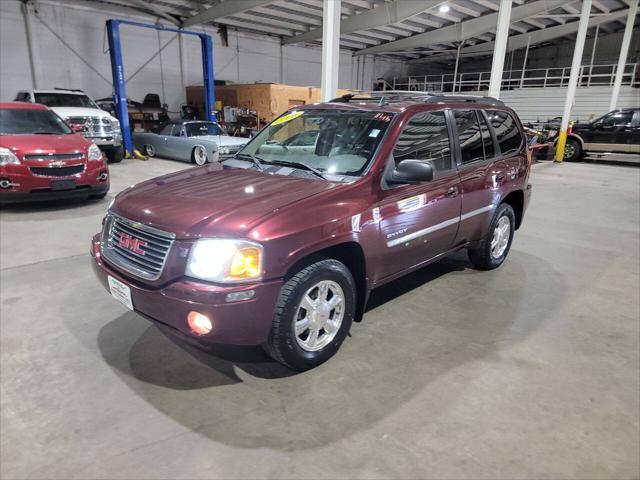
[92,92,532,371]
[0,102,109,204]
[560,108,640,163]
[96,93,169,133]
[132,121,249,165]
[14,89,124,163]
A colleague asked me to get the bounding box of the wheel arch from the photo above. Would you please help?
[283,241,368,323]
[501,190,525,230]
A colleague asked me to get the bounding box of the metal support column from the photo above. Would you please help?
[21,1,40,89]
[520,35,530,88]
[320,0,341,102]
[106,20,132,157]
[178,33,187,103]
[452,41,464,92]
[554,0,592,162]
[609,1,638,111]
[588,24,599,87]
[488,0,512,99]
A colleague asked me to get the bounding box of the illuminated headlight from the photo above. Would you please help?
[88,143,103,161]
[219,146,229,155]
[186,239,263,283]
[0,148,20,166]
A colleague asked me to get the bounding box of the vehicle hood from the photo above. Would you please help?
[50,106,117,122]
[0,133,90,159]
[112,165,341,239]
[197,135,248,147]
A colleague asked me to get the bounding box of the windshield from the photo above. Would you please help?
[34,93,98,109]
[239,108,394,177]
[0,109,72,135]
[185,122,222,136]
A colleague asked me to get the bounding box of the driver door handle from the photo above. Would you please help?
[446,186,458,198]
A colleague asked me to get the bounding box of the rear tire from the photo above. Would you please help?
[468,203,516,270]
[563,138,582,162]
[106,146,124,163]
[265,259,356,371]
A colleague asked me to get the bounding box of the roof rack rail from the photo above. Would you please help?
[330,91,504,107]
[426,94,504,106]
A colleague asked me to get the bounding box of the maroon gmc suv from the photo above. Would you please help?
[91,92,532,371]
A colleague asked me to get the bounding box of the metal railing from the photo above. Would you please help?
[392,63,639,93]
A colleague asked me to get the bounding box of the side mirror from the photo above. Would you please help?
[388,159,434,184]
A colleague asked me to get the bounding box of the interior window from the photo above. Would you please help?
[487,110,523,156]
[392,110,453,174]
[602,111,633,127]
[453,110,484,164]
[478,111,495,159]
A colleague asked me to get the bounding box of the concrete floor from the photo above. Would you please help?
[1,159,638,479]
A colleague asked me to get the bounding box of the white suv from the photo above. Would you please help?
[15,89,124,163]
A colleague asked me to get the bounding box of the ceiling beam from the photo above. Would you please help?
[417,8,629,61]
[182,0,277,27]
[282,0,443,45]
[355,0,568,55]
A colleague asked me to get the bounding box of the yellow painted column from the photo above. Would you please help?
[554,130,568,162]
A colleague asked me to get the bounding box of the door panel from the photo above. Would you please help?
[375,171,461,280]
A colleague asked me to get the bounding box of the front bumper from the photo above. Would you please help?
[0,165,109,203]
[90,234,282,346]
[90,137,123,149]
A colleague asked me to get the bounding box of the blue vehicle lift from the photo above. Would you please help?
[106,19,216,157]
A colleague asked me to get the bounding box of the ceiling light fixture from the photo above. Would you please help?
[439,4,450,13]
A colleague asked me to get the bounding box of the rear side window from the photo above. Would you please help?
[393,110,453,174]
[487,110,523,156]
[453,110,484,164]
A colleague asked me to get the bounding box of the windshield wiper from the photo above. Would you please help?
[266,159,328,180]
[224,153,265,171]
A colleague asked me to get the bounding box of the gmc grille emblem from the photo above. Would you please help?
[118,232,147,255]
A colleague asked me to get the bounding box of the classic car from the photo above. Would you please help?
[132,121,249,165]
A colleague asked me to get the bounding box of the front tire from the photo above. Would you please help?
[192,146,208,166]
[563,138,582,162]
[468,203,516,270]
[265,259,356,371]
[144,144,156,157]
[106,146,124,163]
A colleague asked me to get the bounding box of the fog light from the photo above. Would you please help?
[187,311,212,335]
[225,290,255,303]
[97,172,109,181]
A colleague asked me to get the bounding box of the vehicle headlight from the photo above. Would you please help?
[186,239,263,283]
[88,143,103,161]
[219,146,229,155]
[0,148,20,166]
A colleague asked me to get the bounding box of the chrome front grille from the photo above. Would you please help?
[66,116,115,136]
[101,214,175,281]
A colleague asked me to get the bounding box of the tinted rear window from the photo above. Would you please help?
[487,110,522,156]
[453,110,484,164]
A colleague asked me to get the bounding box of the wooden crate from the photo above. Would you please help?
[186,83,354,123]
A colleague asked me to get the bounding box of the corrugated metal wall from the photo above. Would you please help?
[497,86,640,123]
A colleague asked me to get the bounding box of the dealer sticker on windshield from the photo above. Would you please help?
[108,276,134,311]
[271,110,304,126]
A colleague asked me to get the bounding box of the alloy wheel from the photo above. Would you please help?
[294,280,345,352]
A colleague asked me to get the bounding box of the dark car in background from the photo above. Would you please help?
[91,92,531,371]
[562,108,640,162]
[0,102,109,204]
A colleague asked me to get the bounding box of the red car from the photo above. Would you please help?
[91,92,532,371]
[0,102,109,204]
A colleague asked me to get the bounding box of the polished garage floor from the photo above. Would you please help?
[1,159,638,479]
